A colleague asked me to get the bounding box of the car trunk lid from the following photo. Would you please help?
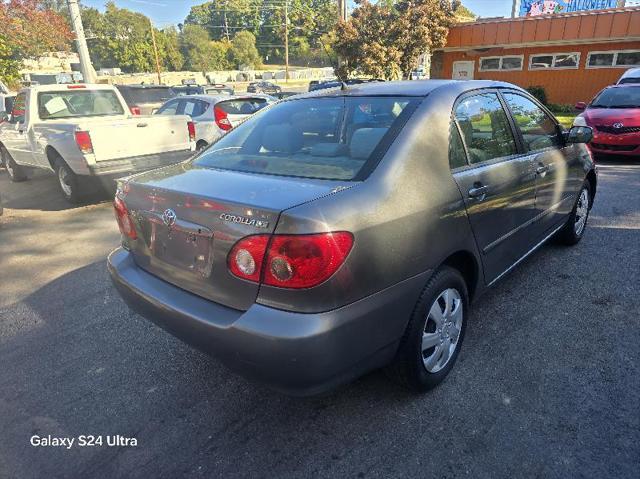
[121,163,351,310]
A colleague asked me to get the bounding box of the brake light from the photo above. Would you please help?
[113,195,137,240]
[214,105,232,131]
[74,130,93,154]
[187,120,196,141]
[227,232,353,289]
[130,106,141,115]
[67,84,86,89]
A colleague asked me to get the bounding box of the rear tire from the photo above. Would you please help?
[556,181,591,246]
[53,157,82,204]
[388,266,468,392]
[2,146,27,182]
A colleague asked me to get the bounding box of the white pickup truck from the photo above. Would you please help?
[0,84,196,202]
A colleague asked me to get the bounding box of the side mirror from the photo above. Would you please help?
[0,112,8,123]
[567,126,593,144]
[574,102,587,111]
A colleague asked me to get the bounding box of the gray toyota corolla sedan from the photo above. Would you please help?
[108,80,596,395]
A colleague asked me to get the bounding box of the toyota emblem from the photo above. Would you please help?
[613,122,624,129]
[162,209,177,227]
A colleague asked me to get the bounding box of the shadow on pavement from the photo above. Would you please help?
[0,167,113,212]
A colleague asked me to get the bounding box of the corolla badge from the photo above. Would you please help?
[162,208,177,227]
[613,122,624,129]
[219,213,269,228]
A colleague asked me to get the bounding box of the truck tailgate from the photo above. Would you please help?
[86,115,192,162]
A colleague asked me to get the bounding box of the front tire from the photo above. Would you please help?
[2,146,28,182]
[388,266,468,392]
[557,181,591,245]
[54,158,81,203]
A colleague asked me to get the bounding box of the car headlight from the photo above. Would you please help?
[573,116,588,127]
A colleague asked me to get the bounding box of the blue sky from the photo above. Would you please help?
[81,0,514,27]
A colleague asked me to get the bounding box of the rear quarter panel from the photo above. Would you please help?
[257,87,481,314]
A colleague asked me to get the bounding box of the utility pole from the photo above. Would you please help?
[284,1,289,82]
[67,0,96,83]
[337,0,347,21]
[149,19,163,85]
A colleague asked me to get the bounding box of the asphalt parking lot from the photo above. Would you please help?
[0,160,638,479]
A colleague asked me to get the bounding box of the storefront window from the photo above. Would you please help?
[588,51,640,68]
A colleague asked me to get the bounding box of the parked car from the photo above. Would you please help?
[308,78,385,92]
[617,67,640,85]
[247,81,282,95]
[116,84,177,115]
[574,83,640,158]
[155,94,273,150]
[0,84,196,202]
[108,80,596,395]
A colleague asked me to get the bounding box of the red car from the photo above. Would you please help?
[574,84,640,158]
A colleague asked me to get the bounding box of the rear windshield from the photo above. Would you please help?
[37,90,124,119]
[217,98,267,115]
[194,96,418,180]
[618,77,640,85]
[119,87,175,104]
[591,86,640,108]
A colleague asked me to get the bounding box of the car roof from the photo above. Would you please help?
[291,79,521,99]
[116,84,172,89]
[620,67,640,78]
[164,93,273,104]
[21,83,118,93]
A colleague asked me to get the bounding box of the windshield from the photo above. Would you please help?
[193,96,418,181]
[590,87,640,108]
[37,90,124,119]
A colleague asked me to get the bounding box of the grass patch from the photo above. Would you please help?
[555,114,576,129]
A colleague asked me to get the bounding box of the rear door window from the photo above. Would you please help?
[194,96,418,180]
[217,98,267,115]
[454,92,517,164]
[10,93,26,123]
[183,99,209,117]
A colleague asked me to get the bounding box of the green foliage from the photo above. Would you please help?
[180,24,231,73]
[333,0,454,80]
[184,0,336,66]
[228,31,261,69]
[0,0,73,86]
[547,104,576,114]
[526,86,548,105]
[82,2,184,74]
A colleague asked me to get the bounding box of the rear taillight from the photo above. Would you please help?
[227,232,353,289]
[74,130,93,154]
[187,120,196,141]
[214,105,232,131]
[130,106,141,115]
[113,195,137,240]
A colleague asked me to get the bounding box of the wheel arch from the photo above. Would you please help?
[45,146,64,170]
[586,169,597,207]
[440,249,481,302]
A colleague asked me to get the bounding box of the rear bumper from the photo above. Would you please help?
[107,248,429,395]
[88,149,195,176]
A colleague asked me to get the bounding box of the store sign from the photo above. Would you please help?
[519,0,620,16]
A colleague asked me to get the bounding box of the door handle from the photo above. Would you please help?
[536,164,548,174]
[468,185,489,200]
[136,122,148,128]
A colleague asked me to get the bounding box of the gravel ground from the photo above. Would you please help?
[0,159,638,479]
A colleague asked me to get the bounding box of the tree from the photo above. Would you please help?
[180,24,230,73]
[0,0,73,86]
[228,31,261,69]
[156,27,184,72]
[333,0,455,80]
[333,0,402,80]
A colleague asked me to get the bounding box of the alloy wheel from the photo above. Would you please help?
[58,166,72,197]
[574,188,589,236]
[421,288,463,373]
